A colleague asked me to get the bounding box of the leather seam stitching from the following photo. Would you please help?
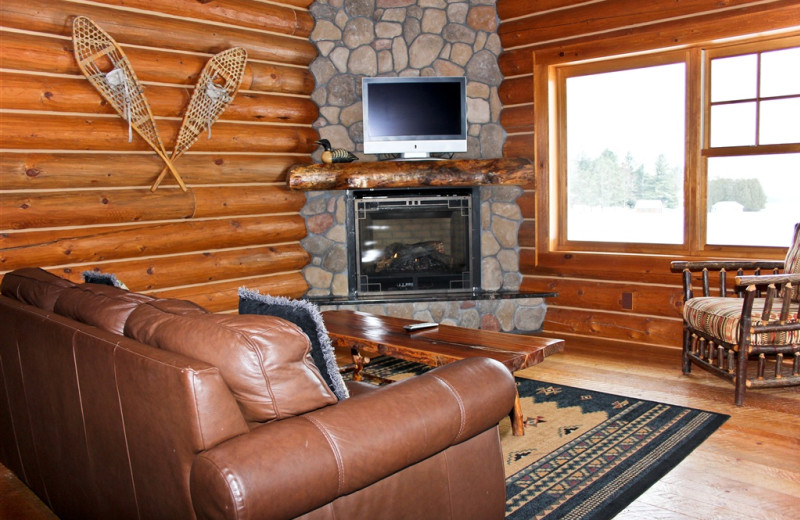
[304,416,345,494]
[432,374,466,441]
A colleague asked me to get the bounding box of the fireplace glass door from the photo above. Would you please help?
[349,188,479,296]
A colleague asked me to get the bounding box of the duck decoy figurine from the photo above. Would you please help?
[316,139,358,164]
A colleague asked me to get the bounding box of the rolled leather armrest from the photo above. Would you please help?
[190,357,516,520]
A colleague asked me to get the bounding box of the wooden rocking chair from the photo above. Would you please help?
[671,223,800,405]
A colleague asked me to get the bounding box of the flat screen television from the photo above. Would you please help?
[361,76,467,159]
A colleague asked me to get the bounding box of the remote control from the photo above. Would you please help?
[404,322,438,331]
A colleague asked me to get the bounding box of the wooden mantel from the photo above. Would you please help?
[287,157,533,190]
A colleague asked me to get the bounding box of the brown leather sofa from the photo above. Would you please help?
[0,268,517,520]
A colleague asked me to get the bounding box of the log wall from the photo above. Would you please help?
[496,0,799,348]
[0,0,318,311]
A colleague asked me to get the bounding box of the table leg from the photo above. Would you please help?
[351,347,368,382]
[510,391,525,436]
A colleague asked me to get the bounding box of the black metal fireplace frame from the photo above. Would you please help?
[345,187,481,298]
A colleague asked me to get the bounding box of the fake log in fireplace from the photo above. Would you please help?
[346,188,481,297]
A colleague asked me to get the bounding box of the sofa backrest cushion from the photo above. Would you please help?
[125,302,337,423]
[54,283,154,336]
[0,267,75,311]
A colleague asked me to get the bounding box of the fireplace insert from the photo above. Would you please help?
[346,187,480,297]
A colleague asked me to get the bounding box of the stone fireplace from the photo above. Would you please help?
[296,0,548,332]
[299,183,548,333]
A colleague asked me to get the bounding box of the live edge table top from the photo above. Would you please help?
[321,310,565,374]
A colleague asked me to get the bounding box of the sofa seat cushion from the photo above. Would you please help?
[684,296,800,346]
[125,301,337,423]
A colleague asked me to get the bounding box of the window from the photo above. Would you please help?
[705,43,800,247]
[562,58,686,245]
[552,34,800,254]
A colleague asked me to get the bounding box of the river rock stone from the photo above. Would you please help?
[409,33,444,68]
[349,45,378,75]
[345,0,376,17]
[344,17,375,48]
[466,49,502,85]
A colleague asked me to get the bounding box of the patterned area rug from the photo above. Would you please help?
[348,357,729,520]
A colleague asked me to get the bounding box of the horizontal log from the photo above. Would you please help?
[519,220,535,248]
[0,73,318,125]
[2,189,193,230]
[499,75,533,106]
[0,114,319,154]
[54,244,310,291]
[532,2,800,65]
[520,247,535,273]
[498,48,533,77]
[1,215,308,269]
[145,272,309,312]
[502,134,535,160]
[1,186,305,229]
[1,0,317,66]
[539,305,682,348]
[496,0,579,20]
[522,275,684,317]
[276,0,315,8]
[192,186,306,219]
[532,251,689,285]
[0,31,315,94]
[500,104,535,134]
[498,0,770,49]
[1,153,308,190]
[91,0,314,38]
[498,3,800,78]
[0,31,78,76]
[517,191,536,218]
[288,158,534,190]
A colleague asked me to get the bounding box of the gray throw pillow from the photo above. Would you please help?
[82,271,128,290]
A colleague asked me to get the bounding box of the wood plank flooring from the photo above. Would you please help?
[2,338,798,519]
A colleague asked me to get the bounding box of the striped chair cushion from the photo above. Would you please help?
[684,297,800,346]
[786,223,800,302]
[785,223,800,275]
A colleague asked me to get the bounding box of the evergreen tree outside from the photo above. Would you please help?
[570,149,681,209]
[708,178,767,211]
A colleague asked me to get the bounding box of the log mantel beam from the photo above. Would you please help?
[287,158,534,190]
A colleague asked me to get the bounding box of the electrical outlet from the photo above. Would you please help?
[621,292,633,310]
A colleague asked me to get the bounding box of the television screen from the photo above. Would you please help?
[362,76,467,158]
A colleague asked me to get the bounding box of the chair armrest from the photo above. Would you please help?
[735,273,800,287]
[670,260,785,273]
[672,260,786,301]
[189,357,516,520]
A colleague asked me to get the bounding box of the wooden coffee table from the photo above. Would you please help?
[322,310,565,436]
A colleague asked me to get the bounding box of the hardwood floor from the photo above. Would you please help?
[2,339,798,519]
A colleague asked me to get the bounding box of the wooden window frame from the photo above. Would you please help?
[553,50,691,256]
[533,30,800,277]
